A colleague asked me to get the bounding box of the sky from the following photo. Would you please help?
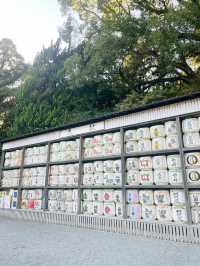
[0,0,64,63]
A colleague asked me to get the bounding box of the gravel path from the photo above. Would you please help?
[0,216,199,266]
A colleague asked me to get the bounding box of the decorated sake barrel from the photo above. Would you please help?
[83,148,93,158]
[84,163,94,174]
[185,153,200,168]
[191,207,200,224]
[168,170,183,185]
[102,190,114,202]
[48,190,57,200]
[126,190,139,203]
[189,190,200,207]
[138,139,152,152]
[152,137,166,151]
[125,141,138,153]
[48,200,58,211]
[93,202,104,216]
[113,132,121,143]
[82,190,93,201]
[139,170,154,185]
[56,190,64,201]
[152,156,167,169]
[136,127,151,140]
[82,201,93,215]
[182,118,200,133]
[167,155,181,169]
[186,168,200,184]
[154,170,169,185]
[112,143,121,155]
[113,190,122,203]
[166,135,179,149]
[125,130,137,142]
[172,206,187,223]
[170,190,186,205]
[93,145,104,157]
[156,205,172,222]
[113,160,121,173]
[92,135,103,146]
[84,138,93,148]
[92,190,103,201]
[93,161,104,173]
[150,125,166,138]
[126,170,140,185]
[103,202,115,216]
[34,200,42,210]
[21,200,28,209]
[139,157,152,170]
[165,121,177,135]
[103,173,114,185]
[93,173,104,185]
[103,160,114,172]
[127,203,142,219]
[115,203,123,217]
[126,158,139,171]
[154,190,170,205]
[183,133,200,147]
[83,174,94,185]
[142,205,156,221]
[113,173,122,185]
[103,143,114,156]
[139,190,154,205]
[103,133,113,144]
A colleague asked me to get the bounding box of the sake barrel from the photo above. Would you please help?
[82,201,93,215]
[139,170,154,185]
[185,153,200,168]
[92,190,103,202]
[113,160,121,173]
[27,199,35,209]
[103,173,115,186]
[183,133,200,147]
[21,200,28,209]
[82,190,93,201]
[93,173,104,185]
[125,130,137,142]
[103,143,114,156]
[186,168,200,184]
[127,203,142,219]
[152,156,167,169]
[112,143,121,155]
[142,205,156,221]
[189,190,200,207]
[103,202,115,217]
[168,170,183,185]
[113,132,121,143]
[138,140,152,152]
[93,202,104,216]
[136,127,151,140]
[34,200,42,210]
[63,190,73,201]
[28,190,35,200]
[156,205,172,222]
[93,161,104,173]
[126,158,139,171]
[92,135,103,146]
[139,157,152,170]
[154,170,169,185]
[113,190,122,203]
[167,155,181,169]
[166,135,179,149]
[103,133,113,144]
[22,190,28,200]
[170,190,186,205]
[191,207,200,224]
[139,190,154,205]
[83,148,93,158]
[182,118,199,133]
[65,201,74,213]
[48,200,58,211]
[84,163,94,174]
[126,170,140,185]
[152,137,166,151]
[115,203,123,217]
[165,121,177,136]
[150,125,166,138]
[102,190,114,202]
[84,138,93,148]
[154,190,170,205]
[103,160,114,172]
[126,190,139,203]
[172,206,187,223]
[125,141,138,153]
[11,199,17,209]
[93,145,104,157]
[113,173,122,185]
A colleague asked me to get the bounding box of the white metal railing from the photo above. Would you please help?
[0,209,200,244]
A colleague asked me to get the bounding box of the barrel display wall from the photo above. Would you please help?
[1,115,200,224]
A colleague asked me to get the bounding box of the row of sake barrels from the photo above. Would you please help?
[0,190,18,209]
[24,145,48,165]
[1,169,20,187]
[21,189,43,209]
[4,149,23,167]
[21,167,46,187]
[48,189,78,213]
[182,118,200,147]
[83,133,121,158]
[51,140,79,162]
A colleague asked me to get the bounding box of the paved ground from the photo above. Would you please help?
[0,217,199,266]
